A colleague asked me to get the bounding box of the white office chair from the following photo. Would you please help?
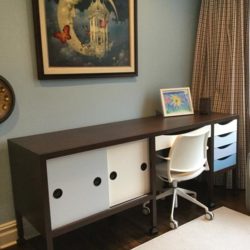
[144,126,214,229]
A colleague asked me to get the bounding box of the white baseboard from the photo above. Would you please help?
[0,221,17,249]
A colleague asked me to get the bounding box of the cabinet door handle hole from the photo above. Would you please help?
[53,189,63,199]
[141,163,148,171]
[93,177,102,186]
[110,171,117,180]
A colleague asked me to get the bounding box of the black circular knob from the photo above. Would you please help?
[53,189,63,199]
[93,177,102,186]
[110,171,117,180]
[141,163,148,171]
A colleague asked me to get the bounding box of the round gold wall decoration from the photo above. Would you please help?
[0,76,15,123]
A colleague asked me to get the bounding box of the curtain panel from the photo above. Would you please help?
[191,0,249,188]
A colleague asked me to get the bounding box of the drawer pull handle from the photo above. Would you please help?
[218,143,233,149]
[217,122,230,125]
[141,163,148,171]
[93,177,102,186]
[53,189,63,199]
[110,171,117,180]
[217,132,231,138]
[217,155,231,161]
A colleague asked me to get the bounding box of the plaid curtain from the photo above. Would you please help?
[191,0,249,188]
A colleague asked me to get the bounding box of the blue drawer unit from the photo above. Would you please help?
[214,154,237,172]
[213,119,237,172]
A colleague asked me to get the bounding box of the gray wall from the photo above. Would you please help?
[0,0,201,223]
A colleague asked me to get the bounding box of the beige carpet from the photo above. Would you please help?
[132,207,250,250]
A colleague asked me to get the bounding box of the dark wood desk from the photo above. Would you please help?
[8,112,238,250]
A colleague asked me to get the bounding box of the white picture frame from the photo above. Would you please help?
[160,87,194,117]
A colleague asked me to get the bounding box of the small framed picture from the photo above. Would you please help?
[160,87,194,117]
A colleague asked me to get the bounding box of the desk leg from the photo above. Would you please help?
[149,198,158,235]
[207,171,215,208]
[232,167,237,191]
[15,210,25,245]
[149,137,158,235]
[44,233,54,250]
[207,134,215,209]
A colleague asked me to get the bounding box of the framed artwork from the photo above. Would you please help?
[32,0,137,80]
[160,87,194,117]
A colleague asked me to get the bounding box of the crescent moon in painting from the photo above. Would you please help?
[57,0,88,55]
[57,0,118,56]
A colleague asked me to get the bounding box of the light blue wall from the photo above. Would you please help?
[0,0,201,223]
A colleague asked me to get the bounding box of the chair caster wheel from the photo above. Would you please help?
[169,220,178,229]
[205,211,214,220]
[142,206,150,215]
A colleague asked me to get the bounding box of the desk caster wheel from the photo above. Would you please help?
[149,226,158,235]
[170,220,178,229]
[142,206,150,215]
[205,211,214,220]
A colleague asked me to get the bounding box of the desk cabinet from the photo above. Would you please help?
[8,113,238,250]
[47,140,150,229]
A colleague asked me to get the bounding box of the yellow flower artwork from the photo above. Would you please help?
[160,87,194,117]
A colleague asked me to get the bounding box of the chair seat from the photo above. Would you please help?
[156,162,206,182]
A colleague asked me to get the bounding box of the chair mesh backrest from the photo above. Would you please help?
[167,127,209,172]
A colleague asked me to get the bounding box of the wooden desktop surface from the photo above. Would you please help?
[9,112,237,159]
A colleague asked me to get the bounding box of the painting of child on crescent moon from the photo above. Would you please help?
[45,0,130,67]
